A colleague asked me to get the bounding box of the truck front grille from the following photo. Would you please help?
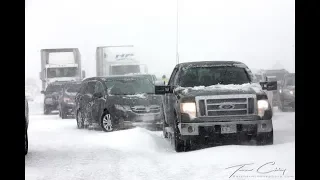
[196,94,256,117]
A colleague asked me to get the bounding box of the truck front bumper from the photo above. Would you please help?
[178,120,273,136]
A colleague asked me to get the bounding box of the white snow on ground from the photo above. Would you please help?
[26,96,295,180]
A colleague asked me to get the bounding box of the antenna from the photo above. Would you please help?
[176,0,179,64]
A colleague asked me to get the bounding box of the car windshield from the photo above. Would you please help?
[105,78,154,95]
[46,84,63,93]
[178,66,251,87]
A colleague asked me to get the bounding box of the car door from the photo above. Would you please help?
[91,81,106,123]
[75,82,87,113]
[82,81,97,122]
[164,67,179,125]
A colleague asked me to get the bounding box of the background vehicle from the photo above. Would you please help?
[278,73,295,111]
[39,48,85,92]
[264,69,289,106]
[25,96,29,155]
[75,76,163,132]
[96,45,148,76]
[155,61,277,152]
[126,73,157,84]
[58,81,82,119]
[41,81,66,114]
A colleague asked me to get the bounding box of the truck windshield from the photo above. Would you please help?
[111,65,140,75]
[46,84,63,93]
[105,78,154,95]
[47,67,78,78]
[178,66,251,87]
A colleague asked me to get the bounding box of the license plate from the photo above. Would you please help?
[221,124,237,134]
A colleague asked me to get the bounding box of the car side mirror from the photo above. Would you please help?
[155,86,173,94]
[260,81,277,91]
[40,90,45,94]
[93,92,103,98]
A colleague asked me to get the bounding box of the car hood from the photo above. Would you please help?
[175,83,264,97]
[285,86,295,91]
[107,94,163,107]
[45,92,60,99]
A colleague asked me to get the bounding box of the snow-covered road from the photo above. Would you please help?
[26,96,295,180]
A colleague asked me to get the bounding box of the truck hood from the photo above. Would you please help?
[175,83,264,97]
[107,94,162,107]
[286,86,295,91]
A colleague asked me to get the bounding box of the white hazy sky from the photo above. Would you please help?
[25,0,295,79]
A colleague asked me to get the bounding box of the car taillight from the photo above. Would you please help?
[64,97,71,102]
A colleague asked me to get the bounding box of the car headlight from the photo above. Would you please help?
[289,90,294,95]
[180,102,196,119]
[257,100,270,117]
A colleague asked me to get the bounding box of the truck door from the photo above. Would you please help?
[164,67,179,125]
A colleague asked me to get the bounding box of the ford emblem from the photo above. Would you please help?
[219,104,235,110]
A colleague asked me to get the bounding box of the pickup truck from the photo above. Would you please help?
[155,61,277,152]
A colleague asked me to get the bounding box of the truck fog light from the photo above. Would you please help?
[188,126,194,133]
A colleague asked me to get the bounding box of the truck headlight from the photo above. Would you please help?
[289,90,294,95]
[257,100,270,117]
[180,103,196,119]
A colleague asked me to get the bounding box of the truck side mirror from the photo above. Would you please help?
[40,90,45,94]
[260,81,277,91]
[155,86,173,94]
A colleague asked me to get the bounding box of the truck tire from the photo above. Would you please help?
[256,130,273,145]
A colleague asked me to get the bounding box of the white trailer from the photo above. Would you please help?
[96,45,148,76]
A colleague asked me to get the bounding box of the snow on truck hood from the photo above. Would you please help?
[175,83,264,96]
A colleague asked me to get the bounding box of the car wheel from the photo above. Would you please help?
[25,131,28,155]
[61,109,67,119]
[173,123,190,152]
[101,112,117,132]
[44,106,50,115]
[76,111,84,129]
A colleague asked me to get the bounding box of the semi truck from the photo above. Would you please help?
[39,48,85,92]
[96,45,148,76]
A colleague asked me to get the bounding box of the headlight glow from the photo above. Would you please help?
[257,100,269,117]
[289,90,294,95]
[180,102,196,119]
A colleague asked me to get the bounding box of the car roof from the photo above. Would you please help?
[178,61,246,68]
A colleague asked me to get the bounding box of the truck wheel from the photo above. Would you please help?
[256,130,273,145]
[173,124,191,152]
[76,111,84,129]
[101,111,118,132]
[25,131,28,155]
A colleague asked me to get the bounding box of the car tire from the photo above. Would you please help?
[76,111,84,129]
[173,123,190,152]
[256,130,273,145]
[44,106,50,115]
[61,109,67,119]
[25,131,28,155]
[101,111,118,132]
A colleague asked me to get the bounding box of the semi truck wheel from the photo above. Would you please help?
[256,130,273,145]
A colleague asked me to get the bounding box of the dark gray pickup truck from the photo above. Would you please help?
[155,61,277,152]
